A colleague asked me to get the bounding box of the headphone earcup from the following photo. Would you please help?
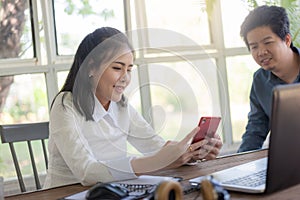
[201,179,218,200]
[154,180,183,200]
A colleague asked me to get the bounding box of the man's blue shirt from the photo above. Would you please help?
[237,46,300,152]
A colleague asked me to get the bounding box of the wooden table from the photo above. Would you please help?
[5,149,300,199]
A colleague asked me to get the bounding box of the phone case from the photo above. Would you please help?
[192,116,221,143]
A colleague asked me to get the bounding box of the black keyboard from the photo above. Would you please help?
[114,183,156,196]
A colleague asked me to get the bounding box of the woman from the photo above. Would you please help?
[43,27,222,188]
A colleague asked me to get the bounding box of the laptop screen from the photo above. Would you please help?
[266,83,300,193]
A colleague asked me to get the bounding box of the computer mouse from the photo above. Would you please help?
[85,183,128,200]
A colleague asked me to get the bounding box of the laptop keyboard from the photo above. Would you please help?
[222,169,266,187]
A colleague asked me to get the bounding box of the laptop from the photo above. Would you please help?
[190,83,300,194]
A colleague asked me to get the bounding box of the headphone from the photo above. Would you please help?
[155,181,183,200]
[154,176,230,200]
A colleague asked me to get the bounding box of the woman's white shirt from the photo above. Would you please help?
[43,92,165,189]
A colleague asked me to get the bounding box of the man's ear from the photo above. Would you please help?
[285,33,292,47]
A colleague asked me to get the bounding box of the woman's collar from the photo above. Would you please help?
[92,95,116,122]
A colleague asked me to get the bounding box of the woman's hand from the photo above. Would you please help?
[189,134,223,161]
[131,127,200,174]
[162,138,208,169]
[131,127,223,175]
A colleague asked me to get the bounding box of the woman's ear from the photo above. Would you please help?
[88,67,97,78]
[87,58,97,77]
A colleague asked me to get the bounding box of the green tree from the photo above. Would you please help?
[0,0,27,112]
[205,0,300,46]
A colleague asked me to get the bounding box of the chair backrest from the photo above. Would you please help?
[0,122,49,193]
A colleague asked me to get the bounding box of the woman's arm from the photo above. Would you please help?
[131,127,201,175]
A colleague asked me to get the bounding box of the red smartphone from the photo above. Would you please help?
[192,116,221,143]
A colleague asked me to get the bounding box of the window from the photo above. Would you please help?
[221,0,249,48]
[57,71,69,90]
[147,59,222,141]
[53,0,126,55]
[226,55,259,142]
[0,0,34,59]
[0,74,48,125]
[144,0,211,46]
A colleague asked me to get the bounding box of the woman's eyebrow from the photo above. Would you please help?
[113,61,133,67]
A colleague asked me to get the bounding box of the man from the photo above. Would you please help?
[238,5,300,152]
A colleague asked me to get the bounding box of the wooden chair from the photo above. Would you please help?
[0,122,49,192]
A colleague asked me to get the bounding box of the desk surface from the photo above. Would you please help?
[5,149,300,200]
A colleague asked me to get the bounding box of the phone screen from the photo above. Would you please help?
[192,116,221,144]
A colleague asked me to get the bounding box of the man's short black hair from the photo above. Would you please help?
[240,5,290,50]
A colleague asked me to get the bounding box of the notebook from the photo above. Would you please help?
[190,83,300,194]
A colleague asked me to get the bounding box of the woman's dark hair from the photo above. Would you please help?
[240,5,291,50]
[52,27,134,121]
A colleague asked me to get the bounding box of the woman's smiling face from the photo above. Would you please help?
[95,52,134,109]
